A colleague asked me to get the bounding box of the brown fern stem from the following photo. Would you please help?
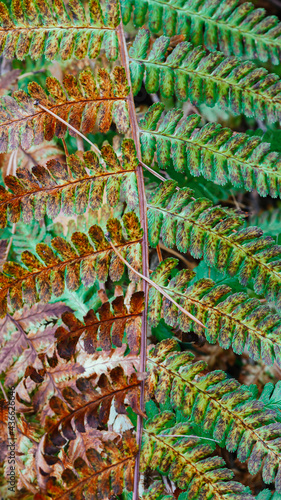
[117,20,149,500]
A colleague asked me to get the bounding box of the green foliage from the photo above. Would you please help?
[145,339,281,493]
[140,103,281,197]
[147,181,281,310]
[121,0,281,65]
[148,258,281,367]
[130,30,281,123]
[0,0,120,61]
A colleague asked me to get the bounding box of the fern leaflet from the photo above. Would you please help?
[148,181,281,310]
[121,0,281,65]
[55,288,144,359]
[149,258,281,367]
[0,139,139,227]
[146,339,281,492]
[130,30,281,123]
[0,214,143,316]
[0,0,120,61]
[141,411,254,499]
[140,103,281,198]
[0,67,129,153]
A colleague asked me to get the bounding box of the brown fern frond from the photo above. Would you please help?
[41,430,137,498]
[0,214,143,317]
[55,289,144,359]
[0,139,139,227]
[0,67,130,153]
[25,364,144,457]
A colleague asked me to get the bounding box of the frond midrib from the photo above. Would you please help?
[140,128,281,178]
[148,204,281,285]
[131,58,281,107]
[148,357,281,461]
[138,0,281,48]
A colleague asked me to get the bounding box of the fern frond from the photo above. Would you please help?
[142,481,174,499]
[55,289,144,359]
[0,67,129,153]
[259,382,281,416]
[27,364,143,457]
[130,30,281,123]
[0,214,143,317]
[0,139,139,227]
[257,491,281,500]
[146,339,281,492]
[121,0,281,65]
[41,430,137,497]
[0,0,120,61]
[148,258,281,367]
[141,410,254,499]
[147,181,281,310]
[140,103,281,197]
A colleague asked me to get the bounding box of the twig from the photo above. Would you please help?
[156,244,163,263]
[0,380,8,403]
[62,138,69,157]
[34,102,101,156]
[108,239,205,328]
[19,146,37,167]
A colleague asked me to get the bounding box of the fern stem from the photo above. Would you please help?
[108,240,205,327]
[117,19,150,500]
[34,103,101,156]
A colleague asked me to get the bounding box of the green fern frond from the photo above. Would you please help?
[121,0,281,65]
[0,0,120,61]
[147,181,281,310]
[146,339,281,492]
[257,491,281,500]
[140,103,281,197]
[0,139,139,227]
[141,410,254,499]
[259,382,281,416]
[142,481,174,499]
[0,67,129,153]
[0,214,143,317]
[148,258,281,366]
[130,30,281,123]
